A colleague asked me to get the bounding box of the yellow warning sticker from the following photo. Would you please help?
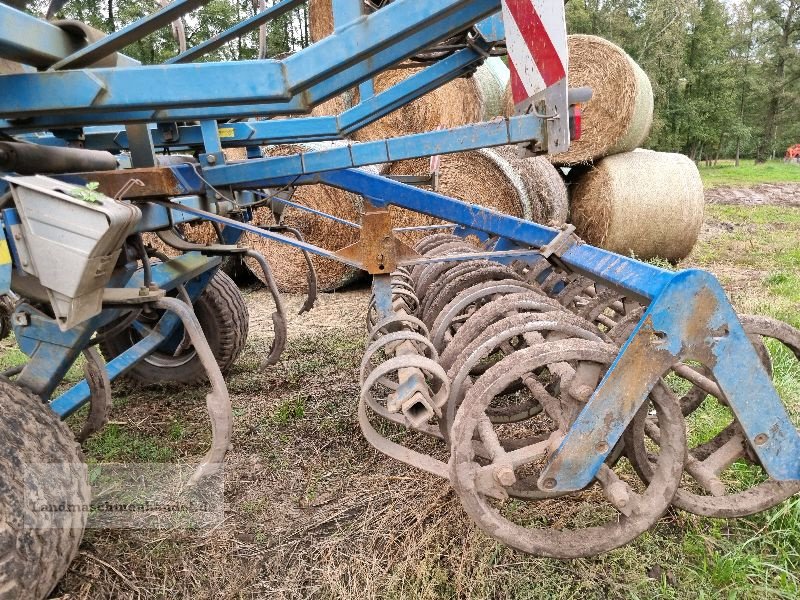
[0,240,10,265]
[217,127,236,138]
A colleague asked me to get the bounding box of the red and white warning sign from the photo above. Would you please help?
[501,0,568,108]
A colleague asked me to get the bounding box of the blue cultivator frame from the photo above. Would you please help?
[0,0,797,509]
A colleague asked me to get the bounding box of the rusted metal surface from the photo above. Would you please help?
[72,166,187,198]
[336,203,420,274]
[448,339,685,558]
[155,296,231,484]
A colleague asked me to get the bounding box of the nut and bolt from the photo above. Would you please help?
[138,286,149,297]
[206,154,217,165]
[493,466,516,487]
[754,433,768,446]
[12,312,29,327]
[148,282,159,292]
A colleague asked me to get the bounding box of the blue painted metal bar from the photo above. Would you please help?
[0,0,499,117]
[540,269,800,489]
[0,4,82,67]
[50,0,211,70]
[0,221,11,295]
[333,0,363,30]
[166,0,305,64]
[50,322,171,417]
[200,114,542,186]
[309,169,676,302]
[9,47,484,147]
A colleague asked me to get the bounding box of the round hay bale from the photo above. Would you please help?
[308,0,334,42]
[350,69,483,141]
[552,35,653,166]
[474,58,509,120]
[570,151,704,262]
[382,147,567,245]
[141,221,220,259]
[241,143,378,293]
[310,94,348,117]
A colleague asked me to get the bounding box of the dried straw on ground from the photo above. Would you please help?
[503,35,653,166]
[382,148,567,245]
[241,143,377,293]
[570,151,704,262]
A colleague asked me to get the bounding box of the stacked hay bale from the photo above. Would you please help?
[570,152,704,262]
[308,0,488,140]
[382,147,568,246]
[240,143,378,292]
[504,35,653,166]
[503,34,702,261]
[475,58,510,120]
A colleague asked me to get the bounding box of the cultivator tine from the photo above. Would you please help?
[243,250,287,367]
[154,297,231,484]
[76,346,112,443]
[263,225,318,314]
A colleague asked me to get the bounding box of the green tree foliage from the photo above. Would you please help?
[567,0,800,161]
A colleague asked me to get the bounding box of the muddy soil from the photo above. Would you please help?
[704,183,800,207]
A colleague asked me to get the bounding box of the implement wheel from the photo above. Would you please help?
[100,270,249,384]
[0,380,89,599]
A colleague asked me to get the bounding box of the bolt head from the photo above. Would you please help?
[754,433,768,446]
[494,466,516,487]
[596,441,609,454]
[542,478,557,490]
[206,154,217,164]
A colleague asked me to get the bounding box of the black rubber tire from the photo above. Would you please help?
[0,379,89,600]
[100,270,249,385]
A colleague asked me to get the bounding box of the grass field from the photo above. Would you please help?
[698,159,800,188]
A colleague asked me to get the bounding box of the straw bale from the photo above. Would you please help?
[570,151,704,262]
[350,69,483,141]
[474,58,509,120]
[241,143,377,292]
[502,36,653,165]
[554,35,653,165]
[308,0,334,42]
[383,147,567,245]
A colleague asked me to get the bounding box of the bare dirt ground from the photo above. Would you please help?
[704,182,800,207]
[49,183,799,599]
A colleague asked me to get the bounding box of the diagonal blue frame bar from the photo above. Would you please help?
[50,0,211,70]
[0,0,500,118]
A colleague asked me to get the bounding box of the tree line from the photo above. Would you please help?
[27,0,800,163]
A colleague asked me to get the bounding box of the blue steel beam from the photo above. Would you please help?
[284,169,675,302]
[199,114,542,186]
[0,4,82,67]
[5,45,484,139]
[166,0,305,64]
[0,0,499,117]
[50,0,212,70]
[539,269,800,488]
[50,260,218,417]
